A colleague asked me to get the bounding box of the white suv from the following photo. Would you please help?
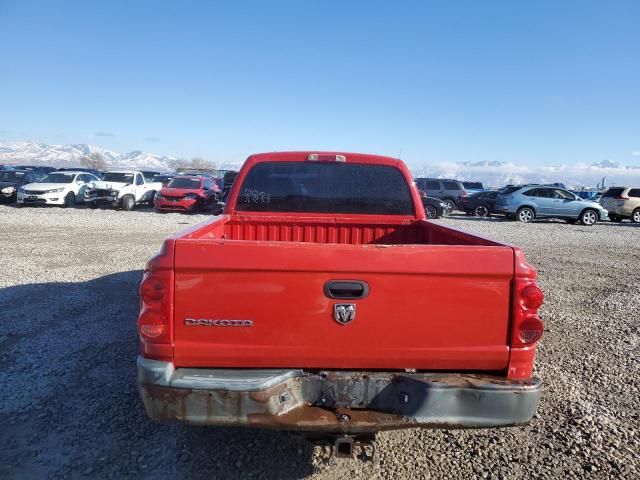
[17,171,99,207]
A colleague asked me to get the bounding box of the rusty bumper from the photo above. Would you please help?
[137,357,541,433]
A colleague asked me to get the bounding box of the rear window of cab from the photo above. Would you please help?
[236,162,414,215]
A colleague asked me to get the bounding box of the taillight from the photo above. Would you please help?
[509,248,543,379]
[139,308,167,338]
[138,269,171,345]
[140,276,164,303]
[512,281,544,347]
[518,317,544,344]
[138,243,174,360]
[521,285,544,310]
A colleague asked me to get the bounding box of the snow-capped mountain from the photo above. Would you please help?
[592,159,625,169]
[0,141,177,171]
[0,141,119,164]
[457,160,507,168]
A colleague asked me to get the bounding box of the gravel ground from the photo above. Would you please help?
[0,204,638,479]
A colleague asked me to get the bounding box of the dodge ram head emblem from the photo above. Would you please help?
[334,304,356,325]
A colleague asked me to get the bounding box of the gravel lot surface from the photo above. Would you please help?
[1,204,638,479]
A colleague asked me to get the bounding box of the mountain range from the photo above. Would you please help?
[1,141,638,188]
[0,141,179,171]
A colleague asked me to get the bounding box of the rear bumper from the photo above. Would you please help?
[137,357,541,433]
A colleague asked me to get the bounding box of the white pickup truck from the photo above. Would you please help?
[85,171,162,210]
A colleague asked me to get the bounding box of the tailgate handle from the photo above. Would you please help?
[324,280,369,299]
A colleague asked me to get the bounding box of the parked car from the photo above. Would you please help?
[572,190,601,201]
[601,187,640,223]
[9,165,57,174]
[221,170,238,200]
[417,189,448,218]
[0,169,46,203]
[462,181,485,194]
[414,178,468,213]
[17,171,99,207]
[85,171,162,210]
[494,185,608,225]
[460,191,499,217]
[137,151,544,458]
[152,174,176,187]
[57,167,103,178]
[178,171,215,179]
[140,170,161,182]
[154,176,220,213]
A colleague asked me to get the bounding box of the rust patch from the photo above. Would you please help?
[248,406,413,434]
[249,383,287,404]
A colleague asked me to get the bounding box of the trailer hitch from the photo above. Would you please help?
[306,434,377,462]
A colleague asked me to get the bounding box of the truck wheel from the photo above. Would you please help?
[632,208,640,223]
[121,195,135,211]
[63,192,75,208]
[425,205,438,219]
[89,201,97,209]
[516,207,535,223]
[442,199,455,214]
[608,214,622,222]
[579,209,598,226]
[148,191,156,205]
[474,205,490,217]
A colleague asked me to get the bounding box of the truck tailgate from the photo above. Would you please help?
[172,240,514,370]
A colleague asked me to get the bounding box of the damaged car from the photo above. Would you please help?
[85,171,162,210]
[0,170,45,203]
[17,171,99,207]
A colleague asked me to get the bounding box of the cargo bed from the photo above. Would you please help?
[177,213,505,246]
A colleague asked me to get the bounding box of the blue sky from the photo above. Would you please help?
[0,0,638,167]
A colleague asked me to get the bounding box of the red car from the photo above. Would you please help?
[154,176,219,212]
[138,152,543,457]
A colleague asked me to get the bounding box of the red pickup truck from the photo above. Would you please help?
[137,151,543,455]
